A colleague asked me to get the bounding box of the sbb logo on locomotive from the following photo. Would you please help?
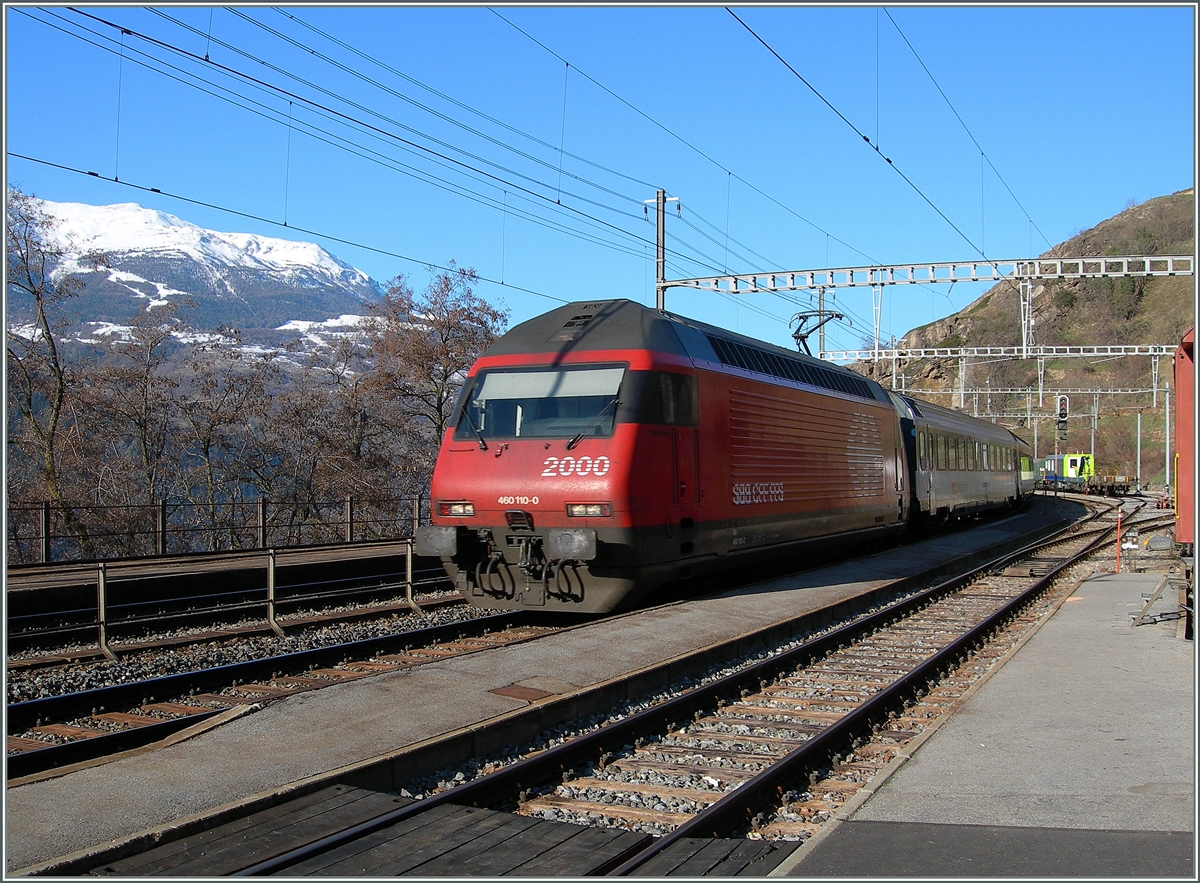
[540,455,612,477]
[732,482,785,505]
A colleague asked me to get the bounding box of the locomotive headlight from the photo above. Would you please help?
[438,501,475,517]
[566,503,612,517]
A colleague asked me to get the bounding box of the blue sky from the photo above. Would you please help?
[5,5,1195,354]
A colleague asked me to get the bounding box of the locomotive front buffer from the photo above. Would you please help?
[416,522,598,607]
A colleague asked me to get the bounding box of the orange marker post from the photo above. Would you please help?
[1115,510,1123,573]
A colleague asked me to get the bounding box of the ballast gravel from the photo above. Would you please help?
[6,594,499,704]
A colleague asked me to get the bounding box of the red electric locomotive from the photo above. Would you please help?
[417,299,1028,613]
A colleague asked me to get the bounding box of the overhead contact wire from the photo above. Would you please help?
[882,9,1053,251]
[66,7,652,252]
[22,9,651,264]
[725,8,992,265]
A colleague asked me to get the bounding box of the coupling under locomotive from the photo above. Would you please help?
[416,299,1032,613]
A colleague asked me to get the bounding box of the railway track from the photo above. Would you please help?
[5,612,563,780]
[7,557,453,655]
[6,588,463,671]
[6,500,1089,778]
[72,500,1168,876]
[4,499,1126,779]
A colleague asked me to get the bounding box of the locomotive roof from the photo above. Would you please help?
[483,299,692,359]
[484,299,888,402]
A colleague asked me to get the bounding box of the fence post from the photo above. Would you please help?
[344,495,353,543]
[97,562,118,661]
[156,499,167,556]
[412,494,421,536]
[266,549,285,637]
[406,539,422,614]
[41,501,51,564]
[258,498,268,549]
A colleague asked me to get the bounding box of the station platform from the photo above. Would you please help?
[5,498,1078,876]
[774,566,1195,878]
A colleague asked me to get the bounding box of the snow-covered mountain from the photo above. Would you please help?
[13,200,385,352]
[48,201,374,286]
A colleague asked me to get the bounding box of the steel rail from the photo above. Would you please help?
[7,564,447,625]
[607,518,1125,873]
[6,710,223,780]
[232,507,1115,876]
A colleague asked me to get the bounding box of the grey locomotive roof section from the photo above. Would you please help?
[480,299,691,360]
[665,308,890,404]
[482,299,890,403]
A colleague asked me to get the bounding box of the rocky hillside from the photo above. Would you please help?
[861,187,1194,484]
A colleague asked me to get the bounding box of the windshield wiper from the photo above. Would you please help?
[460,407,488,450]
[566,398,621,450]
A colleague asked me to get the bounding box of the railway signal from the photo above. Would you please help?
[1056,394,1069,438]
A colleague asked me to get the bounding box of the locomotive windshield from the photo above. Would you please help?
[453,365,626,442]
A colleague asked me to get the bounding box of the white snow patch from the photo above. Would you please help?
[170,330,227,346]
[7,323,42,342]
[85,322,132,338]
[276,314,367,332]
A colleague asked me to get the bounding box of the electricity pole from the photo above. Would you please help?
[646,189,678,311]
[655,189,665,310]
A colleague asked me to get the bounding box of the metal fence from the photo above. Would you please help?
[6,494,428,564]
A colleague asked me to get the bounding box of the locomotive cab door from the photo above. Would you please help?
[673,427,700,551]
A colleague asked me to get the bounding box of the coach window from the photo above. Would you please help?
[918,431,928,470]
[982,444,989,470]
[974,441,981,470]
[936,435,946,470]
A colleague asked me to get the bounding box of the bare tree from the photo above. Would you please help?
[364,262,508,476]
[6,186,105,555]
[176,336,277,550]
[91,301,188,502]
